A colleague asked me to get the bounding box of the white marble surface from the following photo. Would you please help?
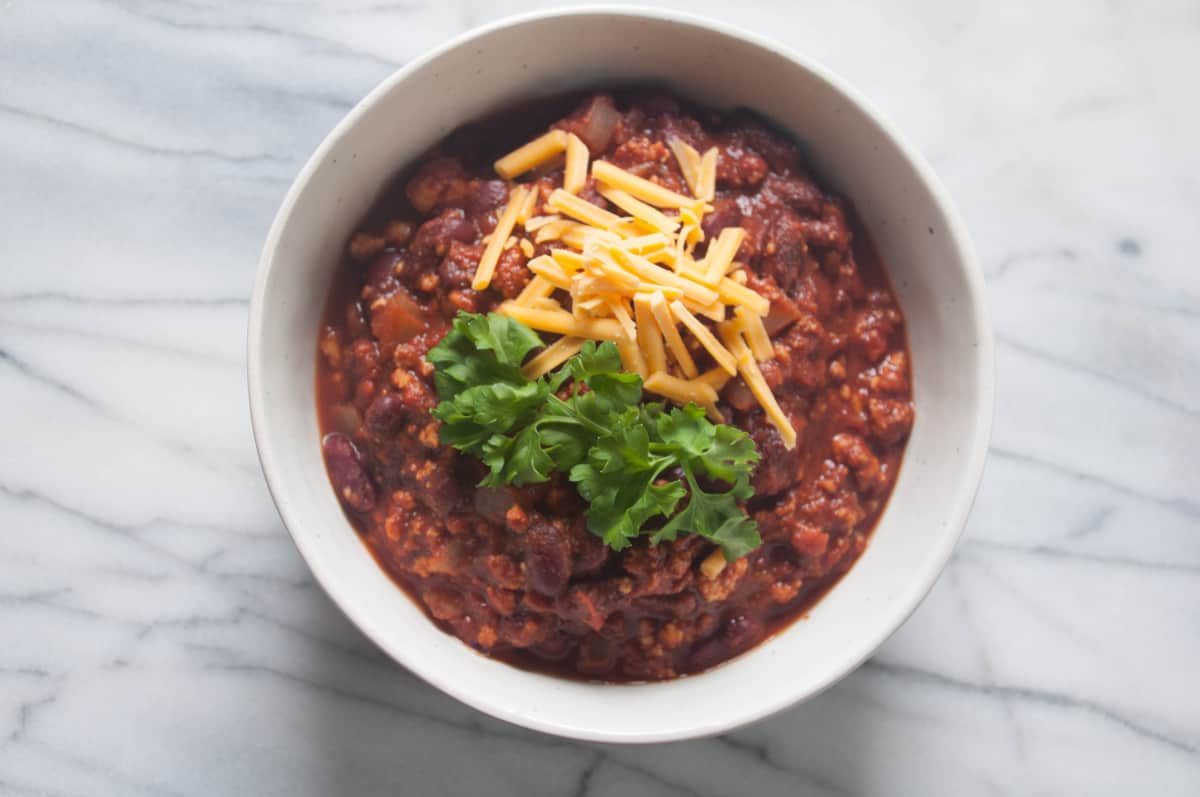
[2,0,1198,794]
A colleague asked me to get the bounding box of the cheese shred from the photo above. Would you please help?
[697,147,718,202]
[668,138,703,198]
[670,300,737,376]
[644,371,718,407]
[648,292,698,378]
[498,301,623,341]
[592,160,700,209]
[494,130,568,179]
[487,129,795,444]
[701,227,746,285]
[563,133,589,194]
[472,185,529,291]
[521,336,584,379]
[633,293,668,374]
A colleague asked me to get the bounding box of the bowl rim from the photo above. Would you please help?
[248,4,995,742]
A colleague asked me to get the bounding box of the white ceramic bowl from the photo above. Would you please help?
[248,7,993,743]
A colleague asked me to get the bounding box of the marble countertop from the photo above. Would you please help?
[2,1,1198,794]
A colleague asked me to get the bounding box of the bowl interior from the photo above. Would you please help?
[250,9,992,742]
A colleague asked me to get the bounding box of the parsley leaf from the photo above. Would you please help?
[569,412,685,550]
[650,472,761,561]
[425,312,764,560]
[433,380,550,455]
[426,311,544,399]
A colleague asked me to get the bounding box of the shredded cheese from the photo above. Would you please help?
[701,401,725,424]
[695,366,733,392]
[679,205,705,230]
[561,223,620,250]
[485,130,795,447]
[563,133,589,194]
[643,248,677,267]
[616,332,648,379]
[598,187,680,235]
[701,227,746,285]
[633,293,667,374]
[516,188,540,224]
[644,371,718,407]
[683,297,726,323]
[498,302,623,341]
[494,130,568,179]
[549,248,586,272]
[527,255,573,290]
[523,214,561,232]
[575,297,607,315]
[522,336,584,379]
[710,275,770,316]
[636,282,683,300]
[737,349,796,449]
[648,292,698,378]
[699,548,727,578]
[697,147,718,202]
[547,188,624,230]
[669,300,738,376]
[472,185,528,290]
[616,232,673,253]
[736,306,774,361]
[611,248,719,307]
[515,275,556,306]
[607,297,637,342]
[717,320,751,361]
[592,160,699,209]
[587,248,643,290]
[533,218,582,244]
[667,138,703,197]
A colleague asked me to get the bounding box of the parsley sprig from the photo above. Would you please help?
[427,312,762,560]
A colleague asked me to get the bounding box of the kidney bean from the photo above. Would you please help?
[531,633,571,662]
[570,523,609,576]
[466,179,510,220]
[685,635,726,673]
[763,173,824,215]
[748,415,802,496]
[364,391,408,440]
[700,197,742,239]
[798,202,851,251]
[322,433,375,513]
[722,613,765,654]
[365,250,400,293]
[728,115,800,171]
[760,212,809,293]
[525,521,571,597]
[410,209,476,269]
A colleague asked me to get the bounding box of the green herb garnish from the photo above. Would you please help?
[427,312,762,560]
